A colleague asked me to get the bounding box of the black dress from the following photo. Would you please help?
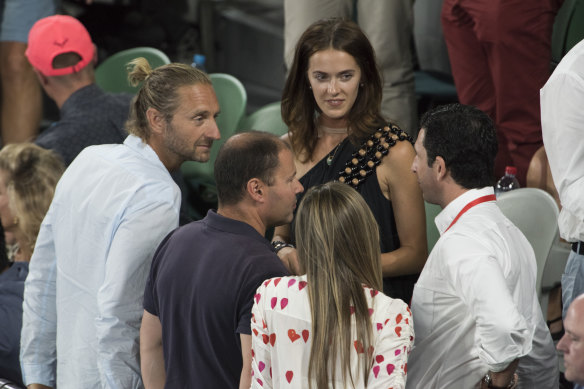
[290,136,419,304]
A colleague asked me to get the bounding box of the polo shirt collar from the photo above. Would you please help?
[204,209,272,249]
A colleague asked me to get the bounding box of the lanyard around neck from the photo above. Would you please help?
[445,194,496,232]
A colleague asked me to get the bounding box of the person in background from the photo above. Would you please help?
[0,143,64,386]
[26,14,132,166]
[140,131,296,389]
[0,0,57,145]
[408,103,557,388]
[273,18,426,304]
[284,1,417,136]
[20,59,220,389]
[557,293,584,389]
[251,182,413,388]
[441,0,562,185]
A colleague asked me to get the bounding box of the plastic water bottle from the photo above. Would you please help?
[495,166,520,197]
[191,54,206,72]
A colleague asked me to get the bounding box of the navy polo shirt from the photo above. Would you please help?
[144,210,288,388]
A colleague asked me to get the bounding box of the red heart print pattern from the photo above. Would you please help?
[368,308,374,316]
[370,289,379,297]
[254,294,261,303]
[288,329,301,342]
[396,313,403,324]
[373,365,380,378]
[298,281,307,290]
[269,333,276,346]
[354,340,364,353]
[376,323,383,331]
[263,279,271,287]
[395,326,402,337]
[375,355,384,363]
[280,298,288,309]
[288,279,296,287]
[262,334,269,344]
[258,361,265,372]
[302,329,309,342]
[252,329,258,336]
[257,378,263,386]
[271,297,277,309]
[274,278,281,287]
[395,349,401,356]
[387,363,395,375]
[285,371,294,383]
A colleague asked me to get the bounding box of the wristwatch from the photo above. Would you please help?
[271,240,294,253]
[482,372,515,389]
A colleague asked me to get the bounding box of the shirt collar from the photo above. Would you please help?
[123,134,168,173]
[435,187,495,234]
[204,209,272,249]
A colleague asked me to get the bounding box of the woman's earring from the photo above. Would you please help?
[308,85,312,90]
[360,83,364,87]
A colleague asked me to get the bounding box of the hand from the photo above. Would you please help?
[477,373,518,389]
[277,247,300,275]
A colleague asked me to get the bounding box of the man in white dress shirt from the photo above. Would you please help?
[541,40,584,319]
[20,59,220,388]
[408,103,557,388]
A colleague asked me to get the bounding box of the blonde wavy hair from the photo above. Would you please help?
[0,144,64,251]
[295,181,382,389]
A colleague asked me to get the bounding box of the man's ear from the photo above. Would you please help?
[92,44,98,66]
[434,156,448,181]
[33,68,49,87]
[146,108,165,136]
[246,178,265,202]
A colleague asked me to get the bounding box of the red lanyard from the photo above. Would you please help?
[445,194,496,232]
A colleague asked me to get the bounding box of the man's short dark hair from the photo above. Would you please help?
[214,131,290,206]
[420,103,498,189]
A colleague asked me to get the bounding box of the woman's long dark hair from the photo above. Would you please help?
[282,18,385,162]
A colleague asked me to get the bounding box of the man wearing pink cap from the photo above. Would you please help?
[20,16,221,389]
[25,15,132,167]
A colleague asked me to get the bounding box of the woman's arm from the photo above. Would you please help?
[377,141,427,276]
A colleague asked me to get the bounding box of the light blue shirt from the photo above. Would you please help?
[20,135,181,389]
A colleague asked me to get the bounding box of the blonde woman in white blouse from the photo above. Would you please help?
[250,182,414,388]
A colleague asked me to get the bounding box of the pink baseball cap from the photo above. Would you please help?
[26,15,94,76]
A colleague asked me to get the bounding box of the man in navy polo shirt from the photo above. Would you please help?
[141,131,303,388]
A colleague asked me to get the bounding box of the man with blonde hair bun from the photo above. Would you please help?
[20,53,221,388]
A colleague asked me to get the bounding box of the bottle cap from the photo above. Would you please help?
[193,54,206,66]
[505,166,517,176]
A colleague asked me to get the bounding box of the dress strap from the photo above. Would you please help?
[337,124,413,189]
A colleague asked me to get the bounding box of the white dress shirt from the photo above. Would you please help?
[408,187,558,388]
[541,39,584,242]
[20,135,181,389]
